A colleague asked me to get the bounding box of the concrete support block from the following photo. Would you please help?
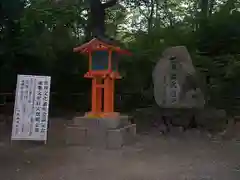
[67,116,136,149]
[86,126,107,147]
[120,115,131,126]
[106,129,123,149]
[87,133,107,147]
[73,116,125,129]
[69,117,108,147]
[106,124,136,149]
[73,117,99,127]
[122,124,136,145]
[100,117,120,129]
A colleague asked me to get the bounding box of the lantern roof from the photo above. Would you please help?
[73,38,131,56]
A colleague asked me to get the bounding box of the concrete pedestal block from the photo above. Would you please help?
[106,129,123,149]
[122,124,136,145]
[86,126,107,147]
[106,124,136,149]
[119,115,131,126]
[73,117,99,127]
[66,116,136,149]
[73,116,130,129]
[65,125,87,145]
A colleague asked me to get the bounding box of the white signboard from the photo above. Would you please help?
[11,75,51,141]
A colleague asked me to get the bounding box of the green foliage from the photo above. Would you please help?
[0,0,240,113]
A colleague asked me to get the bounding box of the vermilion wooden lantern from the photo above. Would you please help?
[73,38,131,118]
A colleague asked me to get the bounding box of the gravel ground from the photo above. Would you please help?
[0,128,240,180]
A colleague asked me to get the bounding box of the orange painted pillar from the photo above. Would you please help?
[109,78,114,112]
[112,78,115,111]
[96,78,102,113]
[103,77,109,113]
[103,76,115,113]
[91,78,97,113]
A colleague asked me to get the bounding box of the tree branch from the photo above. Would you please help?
[102,0,117,9]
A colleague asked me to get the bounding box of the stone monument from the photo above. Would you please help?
[153,46,205,108]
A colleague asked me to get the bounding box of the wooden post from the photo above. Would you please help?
[110,78,114,112]
[108,50,112,72]
[104,77,110,113]
[103,76,114,113]
[96,78,102,113]
[89,51,92,72]
[91,78,97,113]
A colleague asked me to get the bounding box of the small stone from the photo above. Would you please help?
[234,165,240,171]
[25,160,31,164]
[59,176,65,180]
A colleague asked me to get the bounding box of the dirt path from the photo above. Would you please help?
[0,131,240,180]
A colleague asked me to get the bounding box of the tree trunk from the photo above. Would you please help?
[163,0,174,27]
[147,0,155,33]
[209,0,215,16]
[199,0,209,29]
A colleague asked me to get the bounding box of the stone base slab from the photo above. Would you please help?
[73,115,130,129]
[65,116,136,149]
[106,124,136,149]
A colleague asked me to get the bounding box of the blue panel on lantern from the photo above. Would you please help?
[92,51,108,70]
[112,52,119,71]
